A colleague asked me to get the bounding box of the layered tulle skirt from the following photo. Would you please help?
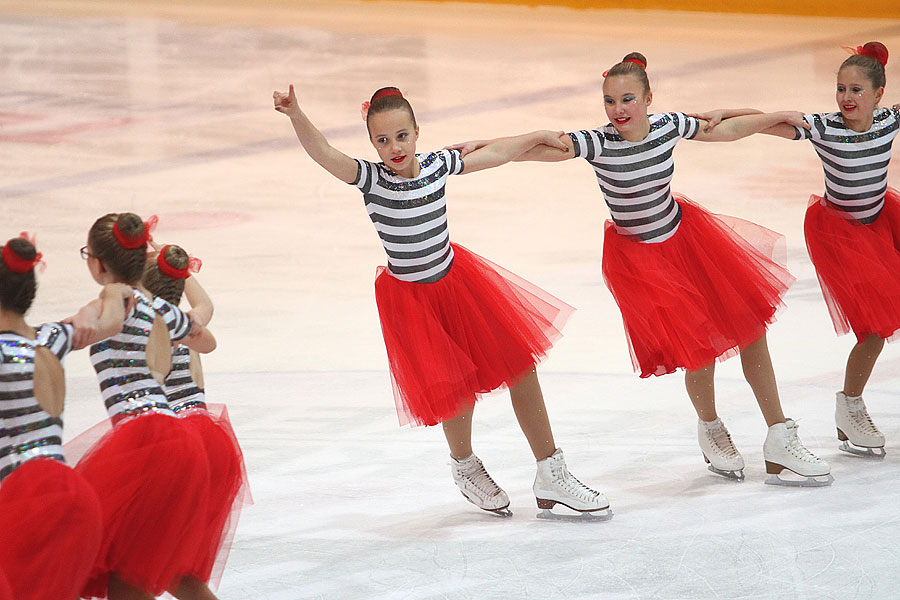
[602,195,795,377]
[75,412,211,598]
[375,243,573,426]
[0,459,102,600]
[804,187,900,343]
[177,404,251,587]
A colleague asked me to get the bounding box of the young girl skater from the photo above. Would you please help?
[0,234,129,600]
[453,53,832,486]
[273,84,611,518]
[72,212,221,600]
[701,42,899,458]
[142,241,250,591]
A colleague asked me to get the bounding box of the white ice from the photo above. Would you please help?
[2,1,900,598]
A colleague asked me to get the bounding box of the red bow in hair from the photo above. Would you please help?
[2,232,44,274]
[157,245,202,280]
[842,44,890,67]
[360,101,371,122]
[112,215,158,249]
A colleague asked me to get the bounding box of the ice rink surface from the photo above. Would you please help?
[2,1,900,598]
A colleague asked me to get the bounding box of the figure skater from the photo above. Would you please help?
[71,212,221,600]
[451,53,832,486]
[698,41,899,458]
[274,84,611,518]
[142,240,250,592]
[0,233,129,599]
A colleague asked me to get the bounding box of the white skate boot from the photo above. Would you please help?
[763,419,833,487]
[698,418,745,481]
[836,392,886,458]
[533,448,612,521]
[451,454,512,516]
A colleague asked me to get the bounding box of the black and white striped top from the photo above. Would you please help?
[792,108,899,224]
[569,112,702,243]
[350,150,465,283]
[89,290,191,420]
[0,323,73,482]
[164,345,206,413]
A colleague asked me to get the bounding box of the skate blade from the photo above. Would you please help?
[460,492,513,517]
[536,507,613,522]
[764,472,834,487]
[706,464,745,482]
[838,441,886,459]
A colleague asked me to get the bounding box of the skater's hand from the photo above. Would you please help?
[535,130,569,152]
[894,102,900,111]
[444,139,488,157]
[687,109,727,132]
[779,110,811,130]
[65,302,101,350]
[273,84,301,118]
[101,283,136,315]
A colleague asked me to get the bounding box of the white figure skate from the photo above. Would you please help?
[533,448,612,521]
[835,392,886,458]
[451,454,512,516]
[698,418,745,481]
[763,419,833,487]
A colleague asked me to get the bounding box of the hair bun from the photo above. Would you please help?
[622,52,647,69]
[860,41,889,67]
[370,87,404,103]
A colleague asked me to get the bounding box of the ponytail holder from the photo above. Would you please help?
[112,214,158,249]
[843,44,889,67]
[371,89,403,102]
[360,101,371,122]
[156,245,202,280]
[2,232,45,274]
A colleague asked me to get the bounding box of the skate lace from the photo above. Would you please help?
[785,422,820,464]
[551,465,600,502]
[847,399,882,435]
[461,461,502,499]
[708,425,740,459]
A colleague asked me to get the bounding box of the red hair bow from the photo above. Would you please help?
[113,214,158,249]
[2,232,44,274]
[157,245,202,280]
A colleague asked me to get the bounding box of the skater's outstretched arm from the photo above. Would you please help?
[274,84,359,184]
[688,108,807,140]
[459,131,570,173]
[690,111,810,142]
[447,132,575,163]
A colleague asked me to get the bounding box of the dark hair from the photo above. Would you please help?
[840,42,889,89]
[88,213,148,284]
[0,237,38,314]
[365,87,417,133]
[605,52,650,95]
[142,244,189,305]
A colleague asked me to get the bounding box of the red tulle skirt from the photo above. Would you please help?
[0,459,102,600]
[75,412,212,598]
[178,404,251,588]
[804,188,900,343]
[375,243,573,427]
[602,195,795,377]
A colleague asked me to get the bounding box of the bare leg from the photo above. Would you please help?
[509,369,556,461]
[685,364,717,422]
[170,576,219,600]
[108,574,154,600]
[442,402,475,460]
[739,334,785,427]
[843,334,885,397]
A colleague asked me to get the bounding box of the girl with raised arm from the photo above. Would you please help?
[455,53,832,486]
[274,84,611,519]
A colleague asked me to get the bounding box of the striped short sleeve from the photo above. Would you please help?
[351,159,378,193]
[791,114,816,141]
[669,112,701,140]
[150,296,192,342]
[568,129,604,161]
[36,323,75,362]
[439,149,465,175]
